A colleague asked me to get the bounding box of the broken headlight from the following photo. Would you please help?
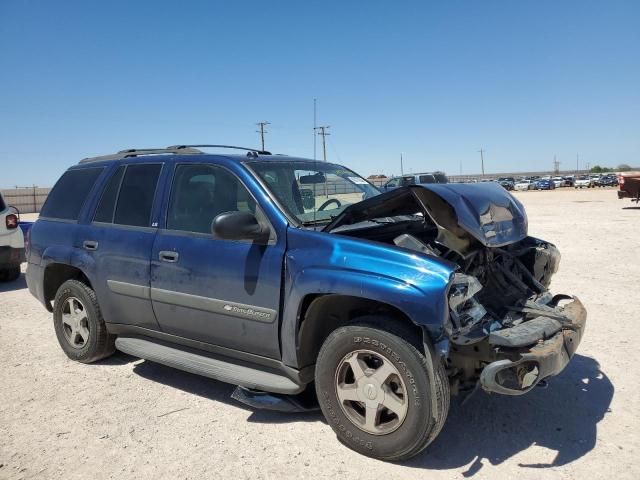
[447,273,488,335]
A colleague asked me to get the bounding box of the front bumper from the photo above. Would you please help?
[479,297,587,395]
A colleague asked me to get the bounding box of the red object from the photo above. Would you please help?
[5,213,18,229]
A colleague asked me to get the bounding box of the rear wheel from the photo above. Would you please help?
[315,318,449,461]
[53,279,115,363]
[0,265,20,282]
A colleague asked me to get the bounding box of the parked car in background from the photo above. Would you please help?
[0,192,26,282]
[25,145,587,461]
[514,179,534,191]
[383,171,448,191]
[589,175,602,187]
[563,176,575,187]
[497,177,515,190]
[552,177,565,188]
[574,175,591,188]
[595,174,618,187]
[618,172,640,202]
[534,179,556,190]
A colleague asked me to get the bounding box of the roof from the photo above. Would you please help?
[77,145,331,166]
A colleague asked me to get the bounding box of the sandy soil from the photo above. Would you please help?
[1,188,638,480]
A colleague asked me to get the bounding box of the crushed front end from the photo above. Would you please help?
[324,183,587,396]
[444,238,587,395]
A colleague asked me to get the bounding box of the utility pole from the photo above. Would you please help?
[400,152,404,175]
[315,126,330,161]
[478,148,486,176]
[553,155,560,173]
[256,122,270,151]
[576,153,579,174]
[313,98,317,160]
[314,125,330,198]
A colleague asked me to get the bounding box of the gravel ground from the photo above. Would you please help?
[1,188,638,480]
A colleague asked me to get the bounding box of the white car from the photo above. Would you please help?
[514,179,533,191]
[0,192,24,282]
[552,177,565,188]
[574,176,591,188]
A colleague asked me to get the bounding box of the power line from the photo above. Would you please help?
[256,121,270,151]
[315,125,330,162]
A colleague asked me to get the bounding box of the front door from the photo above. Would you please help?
[150,163,285,359]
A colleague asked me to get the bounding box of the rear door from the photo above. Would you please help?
[77,162,164,330]
[149,162,285,359]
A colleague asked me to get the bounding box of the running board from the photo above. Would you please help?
[115,337,303,395]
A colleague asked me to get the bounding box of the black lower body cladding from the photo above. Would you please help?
[480,297,586,395]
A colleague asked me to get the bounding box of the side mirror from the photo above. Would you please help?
[212,211,270,242]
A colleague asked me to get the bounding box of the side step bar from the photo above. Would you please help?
[115,337,304,395]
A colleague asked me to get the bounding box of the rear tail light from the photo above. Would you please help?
[619,176,625,189]
[6,214,18,229]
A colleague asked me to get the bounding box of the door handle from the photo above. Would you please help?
[83,240,99,251]
[159,251,179,263]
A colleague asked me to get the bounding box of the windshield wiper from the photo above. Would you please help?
[301,218,332,226]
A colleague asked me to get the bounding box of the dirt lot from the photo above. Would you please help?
[1,188,638,480]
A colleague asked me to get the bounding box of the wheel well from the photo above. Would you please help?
[43,264,92,310]
[296,294,423,368]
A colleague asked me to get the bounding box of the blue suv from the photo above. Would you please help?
[26,145,586,460]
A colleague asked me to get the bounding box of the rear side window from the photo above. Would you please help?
[400,176,416,186]
[0,193,6,211]
[40,168,104,220]
[419,175,435,184]
[434,173,448,184]
[93,166,125,223]
[113,164,162,227]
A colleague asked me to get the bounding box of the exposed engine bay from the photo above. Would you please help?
[324,184,587,395]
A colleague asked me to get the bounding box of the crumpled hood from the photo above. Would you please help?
[324,183,528,248]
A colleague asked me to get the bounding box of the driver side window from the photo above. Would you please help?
[167,164,256,234]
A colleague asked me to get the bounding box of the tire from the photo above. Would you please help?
[315,317,449,461]
[53,279,115,363]
[0,265,20,282]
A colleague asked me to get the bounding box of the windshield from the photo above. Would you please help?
[249,161,380,225]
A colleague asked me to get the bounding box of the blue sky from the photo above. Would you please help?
[1,0,638,187]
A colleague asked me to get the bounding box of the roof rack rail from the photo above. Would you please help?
[79,147,203,164]
[167,144,272,157]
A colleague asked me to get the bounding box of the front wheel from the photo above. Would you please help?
[315,319,449,461]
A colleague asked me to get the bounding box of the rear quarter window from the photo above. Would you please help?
[0,193,6,211]
[40,168,104,220]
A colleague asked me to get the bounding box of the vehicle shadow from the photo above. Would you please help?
[101,352,611,470]
[406,354,612,475]
[622,206,640,210]
[128,355,323,424]
[0,273,27,293]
